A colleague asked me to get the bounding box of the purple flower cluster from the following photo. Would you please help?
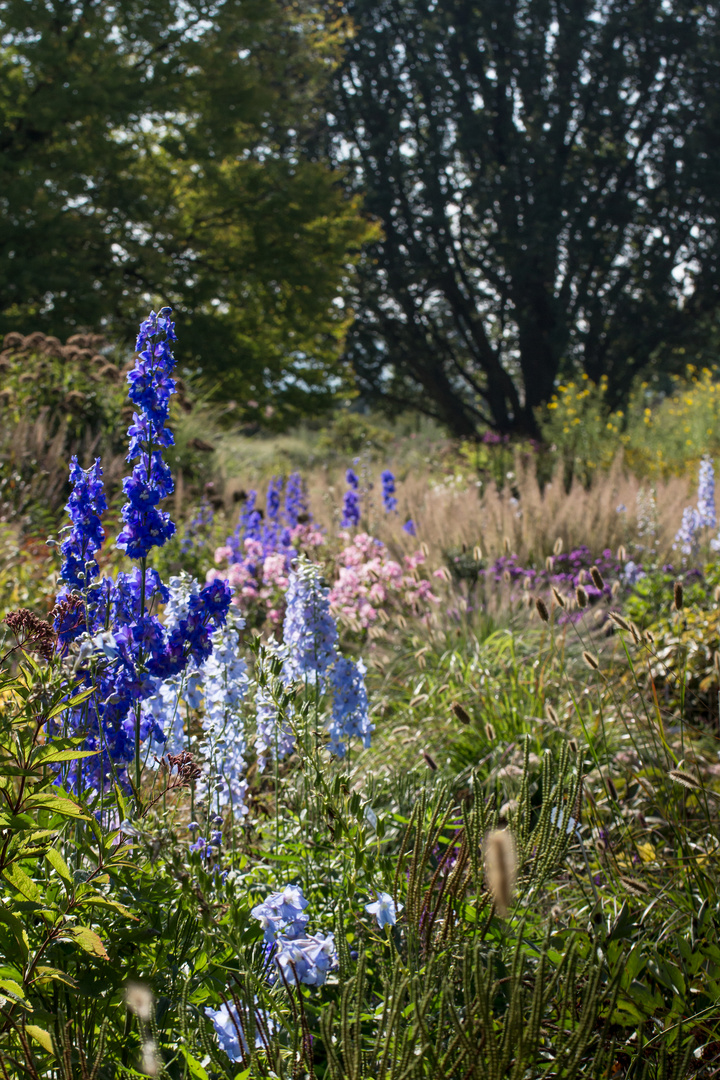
[328,657,373,758]
[282,559,338,688]
[480,545,626,621]
[381,469,397,513]
[226,472,311,573]
[251,884,337,987]
[59,457,107,591]
[675,457,717,557]
[341,468,361,528]
[181,493,214,552]
[52,309,232,796]
[117,308,178,559]
[280,557,372,756]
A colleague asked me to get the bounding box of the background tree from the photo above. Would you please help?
[326,0,720,437]
[0,0,374,422]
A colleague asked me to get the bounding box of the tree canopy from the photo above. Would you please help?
[0,0,374,422]
[326,0,720,436]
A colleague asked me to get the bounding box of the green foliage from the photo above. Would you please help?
[0,0,375,423]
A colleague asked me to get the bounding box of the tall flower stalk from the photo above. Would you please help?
[53,308,232,811]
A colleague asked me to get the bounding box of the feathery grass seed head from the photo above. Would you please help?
[535,597,549,623]
[484,829,516,917]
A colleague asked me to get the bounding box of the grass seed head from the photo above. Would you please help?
[609,612,631,632]
[576,585,588,608]
[673,580,683,611]
[669,768,701,791]
[484,829,516,918]
[583,650,599,671]
[451,701,471,724]
[590,566,605,590]
[551,587,565,609]
[535,596,550,623]
[553,536,563,555]
[485,722,496,742]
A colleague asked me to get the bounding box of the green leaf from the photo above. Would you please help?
[32,747,98,766]
[177,1047,210,1079]
[0,978,25,1000]
[3,863,40,902]
[45,848,73,887]
[24,794,88,820]
[30,966,78,989]
[79,895,137,919]
[0,908,30,959]
[46,688,93,720]
[63,926,109,960]
[25,1025,54,1055]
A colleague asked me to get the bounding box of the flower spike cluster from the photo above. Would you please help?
[381,469,397,513]
[59,457,107,591]
[117,307,177,559]
[251,884,337,987]
[341,468,361,528]
[52,309,232,797]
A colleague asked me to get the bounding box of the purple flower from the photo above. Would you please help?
[282,559,338,687]
[274,932,337,986]
[328,657,373,757]
[365,891,401,929]
[116,308,178,559]
[341,488,361,528]
[251,884,310,943]
[380,469,397,513]
[403,519,417,536]
[698,457,716,529]
[59,457,107,592]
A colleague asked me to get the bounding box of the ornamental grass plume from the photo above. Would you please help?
[484,829,516,917]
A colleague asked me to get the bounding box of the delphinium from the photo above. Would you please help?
[251,885,337,987]
[256,555,373,760]
[210,473,322,626]
[282,558,338,689]
[255,673,295,773]
[194,606,251,821]
[52,308,232,805]
[675,456,716,558]
[56,456,107,600]
[380,469,397,513]
[328,656,373,758]
[180,490,214,553]
[341,468,361,528]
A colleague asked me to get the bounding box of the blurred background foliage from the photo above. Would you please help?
[3,0,720,441]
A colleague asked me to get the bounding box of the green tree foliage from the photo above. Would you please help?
[326,0,720,436]
[0,1,375,421]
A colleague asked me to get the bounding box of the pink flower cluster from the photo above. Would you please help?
[329,532,438,628]
[208,525,323,626]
